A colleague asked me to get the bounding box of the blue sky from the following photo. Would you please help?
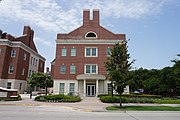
[0,0,180,70]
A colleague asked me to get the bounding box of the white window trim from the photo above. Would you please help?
[85,47,98,57]
[60,64,66,74]
[84,64,98,74]
[70,65,76,74]
[11,49,16,57]
[106,47,111,57]
[71,48,76,56]
[61,48,67,56]
[24,53,27,60]
[8,65,14,74]
[21,68,25,75]
[85,31,98,39]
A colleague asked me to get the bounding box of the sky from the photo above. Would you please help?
[0,0,180,70]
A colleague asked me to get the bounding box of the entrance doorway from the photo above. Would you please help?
[87,85,96,97]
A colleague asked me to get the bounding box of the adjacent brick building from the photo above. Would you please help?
[0,26,45,93]
[52,9,129,97]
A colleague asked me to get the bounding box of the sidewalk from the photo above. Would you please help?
[0,94,180,112]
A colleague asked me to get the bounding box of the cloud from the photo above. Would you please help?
[0,0,173,33]
[34,37,55,48]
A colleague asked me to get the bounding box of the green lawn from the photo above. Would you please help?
[106,106,180,111]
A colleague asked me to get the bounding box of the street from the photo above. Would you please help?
[0,105,180,120]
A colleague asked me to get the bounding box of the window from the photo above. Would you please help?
[33,58,35,66]
[23,53,27,60]
[71,48,76,56]
[106,48,111,56]
[7,82,11,89]
[61,48,67,56]
[0,48,2,54]
[11,49,16,57]
[35,59,38,66]
[29,70,31,77]
[85,64,98,74]
[21,68,25,75]
[85,31,97,38]
[60,64,66,74]
[70,64,75,74]
[19,83,22,90]
[8,65,14,74]
[85,47,98,57]
[108,83,112,95]
[30,57,33,65]
[69,83,75,94]
[59,83,65,94]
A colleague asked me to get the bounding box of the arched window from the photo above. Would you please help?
[85,31,97,39]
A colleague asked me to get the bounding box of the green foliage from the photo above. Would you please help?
[130,54,180,96]
[98,94,162,99]
[28,73,53,88]
[105,42,134,107]
[35,94,81,102]
[0,95,21,101]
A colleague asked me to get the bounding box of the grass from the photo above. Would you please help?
[106,106,180,111]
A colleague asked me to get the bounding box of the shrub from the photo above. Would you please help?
[100,96,154,103]
[98,94,162,99]
[35,94,81,102]
[100,96,128,103]
[0,94,22,101]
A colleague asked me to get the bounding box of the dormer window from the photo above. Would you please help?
[85,31,97,39]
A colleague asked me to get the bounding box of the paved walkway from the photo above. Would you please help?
[0,94,180,112]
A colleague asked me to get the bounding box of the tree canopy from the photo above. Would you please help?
[28,72,53,88]
[105,42,134,107]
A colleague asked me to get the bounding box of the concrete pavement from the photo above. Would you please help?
[0,94,180,112]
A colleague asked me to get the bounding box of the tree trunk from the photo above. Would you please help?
[119,94,122,108]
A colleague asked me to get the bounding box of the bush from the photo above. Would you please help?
[0,94,22,101]
[100,95,154,103]
[98,94,162,99]
[100,96,128,103]
[35,94,81,102]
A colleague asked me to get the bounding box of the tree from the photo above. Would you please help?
[28,72,53,97]
[171,54,180,95]
[105,42,134,107]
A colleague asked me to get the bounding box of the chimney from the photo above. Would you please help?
[83,9,90,26]
[23,26,31,35]
[23,26,34,46]
[93,9,99,25]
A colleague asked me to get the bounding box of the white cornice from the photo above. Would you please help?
[0,39,45,61]
[56,39,123,44]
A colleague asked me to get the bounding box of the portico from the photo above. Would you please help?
[76,74,106,97]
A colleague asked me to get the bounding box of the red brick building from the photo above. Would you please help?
[0,26,45,93]
[52,9,129,97]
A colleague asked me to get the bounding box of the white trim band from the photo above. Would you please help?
[56,40,123,45]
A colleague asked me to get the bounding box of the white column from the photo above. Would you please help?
[96,80,99,97]
[83,79,86,97]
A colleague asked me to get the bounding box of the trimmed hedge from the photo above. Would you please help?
[0,95,22,101]
[100,96,154,103]
[98,94,162,99]
[35,94,81,102]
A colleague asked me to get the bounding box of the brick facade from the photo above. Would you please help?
[52,9,129,97]
[0,26,45,93]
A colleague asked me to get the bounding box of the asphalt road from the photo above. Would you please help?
[0,105,180,120]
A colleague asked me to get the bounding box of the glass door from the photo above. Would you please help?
[87,85,96,97]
